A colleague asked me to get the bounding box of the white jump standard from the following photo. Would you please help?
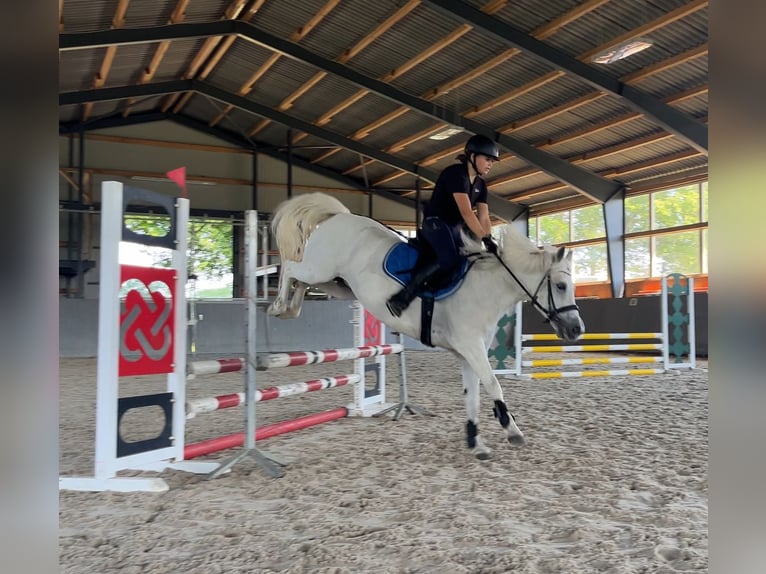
[59,182,220,493]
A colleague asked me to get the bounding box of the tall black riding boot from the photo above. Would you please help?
[386,262,441,317]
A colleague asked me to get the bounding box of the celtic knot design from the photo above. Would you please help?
[121,280,172,361]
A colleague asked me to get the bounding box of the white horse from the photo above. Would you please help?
[267,192,584,459]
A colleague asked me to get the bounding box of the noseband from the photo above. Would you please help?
[489,252,579,326]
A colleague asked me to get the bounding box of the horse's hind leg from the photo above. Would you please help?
[460,344,525,447]
[461,361,492,459]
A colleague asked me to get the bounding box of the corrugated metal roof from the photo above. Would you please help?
[58,0,708,215]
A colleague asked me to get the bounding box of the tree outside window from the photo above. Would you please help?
[572,244,608,281]
[653,230,701,276]
[625,237,651,279]
[625,195,649,233]
[123,215,234,298]
[571,204,604,241]
[652,185,700,229]
[538,211,569,245]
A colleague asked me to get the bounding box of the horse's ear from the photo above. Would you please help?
[555,245,566,262]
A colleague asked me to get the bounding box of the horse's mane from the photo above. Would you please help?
[461,225,550,272]
[271,192,350,261]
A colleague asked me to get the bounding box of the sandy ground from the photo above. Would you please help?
[60,351,708,573]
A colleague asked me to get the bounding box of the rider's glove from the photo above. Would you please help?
[482,236,499,254]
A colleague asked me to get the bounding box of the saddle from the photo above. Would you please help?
[382,235,474,347]
[382,237,470,300]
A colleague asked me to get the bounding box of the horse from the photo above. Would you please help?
[267,192,584,460]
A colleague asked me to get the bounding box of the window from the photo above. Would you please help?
[528,218,538,245]
[654,230,701,276]
[572,244,608,281]
[652,184,700,229]
[625,237,651,279]
[121,215,235,298]
[701,181,708,222]
[571,204,604,241]
[625,195,649,233]
[528,181,708,283]
[538,211,569,245]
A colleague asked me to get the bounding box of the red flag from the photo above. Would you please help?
[166,167,188,197]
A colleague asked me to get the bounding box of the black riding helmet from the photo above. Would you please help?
[464,134,500,161]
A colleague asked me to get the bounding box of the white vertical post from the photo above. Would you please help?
[661,275,670,371]
[244,210,258,450]
[375,316,386,409]
[93,181,123,480]
[352,301,365,413]
[514,301,523,377]
[170,198,189,458]
[260,222,269,300]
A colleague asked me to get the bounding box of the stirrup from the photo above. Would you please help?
[386,293,411,317]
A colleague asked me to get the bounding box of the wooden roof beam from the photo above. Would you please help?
[82,0,131,121]
[533,0,612,40]
[621,43,708,83]
[165,0,266,113]
[359,0,607,129]
[291,0,341,42]
[123,0,191,116]
[209,52,281,126]
[508,150,704,201]
[463,70,565,118]
[337,0,420,64]
[237,0,341,134]
[579,0,709,62]
[311,0,507,130]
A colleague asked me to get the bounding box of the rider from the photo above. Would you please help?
[386,133,500,317]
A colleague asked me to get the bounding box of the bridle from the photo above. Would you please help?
[488,251,579,325]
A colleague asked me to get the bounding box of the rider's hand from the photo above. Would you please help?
[482,236,499,254]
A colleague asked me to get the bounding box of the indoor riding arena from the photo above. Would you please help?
[59,0,708,572]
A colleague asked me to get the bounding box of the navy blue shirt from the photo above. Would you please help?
[423,162,488,226]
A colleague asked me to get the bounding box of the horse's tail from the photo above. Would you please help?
[271,192,351,262]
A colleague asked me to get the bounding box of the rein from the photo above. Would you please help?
[488,251,579,324]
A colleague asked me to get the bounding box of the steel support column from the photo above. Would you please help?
[603,191,626,298]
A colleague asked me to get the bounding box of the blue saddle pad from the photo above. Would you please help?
[382,242,468,301]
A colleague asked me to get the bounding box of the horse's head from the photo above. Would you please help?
[539,245,585,342]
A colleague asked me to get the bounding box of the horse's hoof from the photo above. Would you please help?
[266,304,282,317]
[474,450,493,460]
[508,434,526,447]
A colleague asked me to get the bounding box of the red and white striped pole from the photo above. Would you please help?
[185,373,360,418]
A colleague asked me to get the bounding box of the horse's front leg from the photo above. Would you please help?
[461,344,525,447]
[461,360,492,460]
[282,281,309,318]
[267,261,297,317]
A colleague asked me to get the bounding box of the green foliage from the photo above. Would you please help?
[537,211,569,244]
[124,215,234,280]
[188,222,233,279]
[530,182,707,281]
[654,231,701,275]
[571,204,604,241]
[195,285,234,298]
[572,244,608,281]
[653,184,700,229]
[625,237,650,279]
[625,195,649,233]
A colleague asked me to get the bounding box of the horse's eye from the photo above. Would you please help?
[556,282,566,291]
